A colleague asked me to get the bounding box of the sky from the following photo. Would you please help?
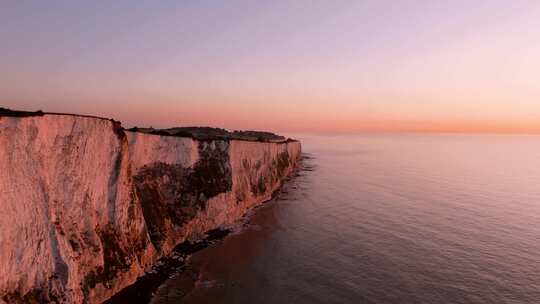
[1,0,540,133]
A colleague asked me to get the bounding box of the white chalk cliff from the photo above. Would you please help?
[0,112,301,303]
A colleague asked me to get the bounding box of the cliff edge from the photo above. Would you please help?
[0,110,301,303]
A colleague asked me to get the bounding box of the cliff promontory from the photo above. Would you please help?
[0,109,301,303]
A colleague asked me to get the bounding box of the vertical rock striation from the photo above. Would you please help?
[0,113,301,304]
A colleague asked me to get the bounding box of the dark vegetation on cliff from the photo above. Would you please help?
[0,107,45,117]
[133,141,232,250]
[127,126,292,143]
[81,126,224,302]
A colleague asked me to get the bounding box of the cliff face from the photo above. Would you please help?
[0,114,301,304]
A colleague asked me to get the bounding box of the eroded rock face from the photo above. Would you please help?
[0,114,301,304]
[133,141,232,250]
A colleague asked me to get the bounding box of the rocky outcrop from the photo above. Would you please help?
[0,112,301,304]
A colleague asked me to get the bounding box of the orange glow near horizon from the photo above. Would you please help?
[2,1,540,134]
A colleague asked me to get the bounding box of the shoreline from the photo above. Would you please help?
[105,156,306,304]
[104,227,232,304]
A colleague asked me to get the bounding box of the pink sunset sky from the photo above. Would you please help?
[1,1,540,133]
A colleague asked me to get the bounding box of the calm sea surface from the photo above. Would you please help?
[153,134,540,304]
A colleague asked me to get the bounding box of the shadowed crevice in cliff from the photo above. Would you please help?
[4,182,72,304]
[81,224,140,302]
[133,141,232,250]
[41,180,69,303]
[107,121,129,223]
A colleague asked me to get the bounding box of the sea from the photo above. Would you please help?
[151,133,540,304]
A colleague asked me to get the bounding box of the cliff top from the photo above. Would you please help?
[0,108,295,143]
[0,108,45,117]
[127,127,290,143]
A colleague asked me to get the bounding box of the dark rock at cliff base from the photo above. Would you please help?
[104,228,232,304]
